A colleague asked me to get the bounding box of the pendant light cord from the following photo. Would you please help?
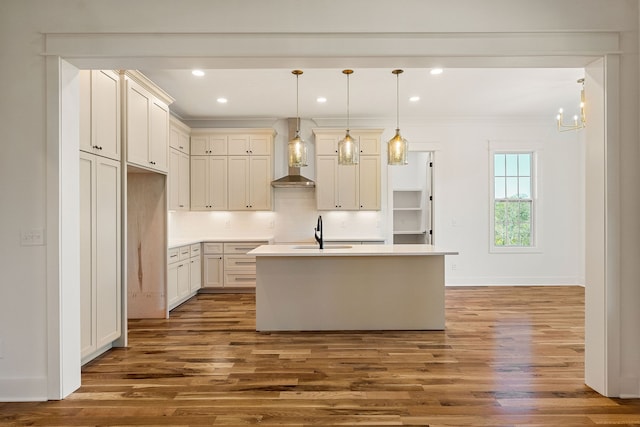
[346,72,350,132]
[396,71,400,130]
[296,73,300,133]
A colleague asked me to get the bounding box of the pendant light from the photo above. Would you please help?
[338,69,359,165]
[288,70,308,167]
[387,69,408,165]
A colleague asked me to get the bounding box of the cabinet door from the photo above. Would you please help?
[358,135,380,155]
[94,156,121,348]
[79,153,96,358]
[169,125,189,154]
[203,255,224,287]
[316,135,339,155]
[210,136,228,155]
[190,256,202,292]
[358,156,380,210]
[168,148,181,210]
[248,156,272,210]
[190,156,209,210]
[177,262,190,299]
[167,262,179,306]
[209,156,228,210]
[337,164,359,210]
[191,135,209,156]
[79,70,92,154]
[227,135,250,155]
[249,135,272,155]
[228,156,249,210]
[126,80,151,167]
[92,70,121,161]
[316,156,338,210]
[178,152,190,210]
[149,98,169,172]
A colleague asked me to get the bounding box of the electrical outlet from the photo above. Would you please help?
[20,229,45,246]
[451,263,457,271]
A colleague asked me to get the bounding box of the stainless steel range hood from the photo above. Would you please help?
[271,118,315,188]
[271,166,315,188]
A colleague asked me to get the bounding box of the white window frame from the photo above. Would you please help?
[489,141,542,254]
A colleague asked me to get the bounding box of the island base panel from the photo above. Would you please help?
[256,255,445,331]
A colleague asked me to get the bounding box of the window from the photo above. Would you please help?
[492,152,534,250]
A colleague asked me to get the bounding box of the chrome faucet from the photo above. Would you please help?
[314,215,323,249]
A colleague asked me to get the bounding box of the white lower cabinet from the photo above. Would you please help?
[202,241,267,289]
[80,152,121,363]
[168,243,202,311]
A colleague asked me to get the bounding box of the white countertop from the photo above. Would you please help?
[168,236,274,249]
[249,244,458,257]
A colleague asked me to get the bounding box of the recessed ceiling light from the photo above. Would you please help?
[430,68,444,75]
[317,97,327,103]
[216,97,228,104]
[192,69,205,77]
[409,96,420,102]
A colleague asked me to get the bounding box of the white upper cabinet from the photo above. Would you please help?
[79,70,121,161]
[228,155,272,210]
[168,117,191,211]
[122,71,174,173]
[191,135,228,156]
[169,116,190,155]
[191,156,228,211]
[313,129,382,211]
[227,134,272,156]
[190,129,275,211]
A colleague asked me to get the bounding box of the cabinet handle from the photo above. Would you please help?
[179,146,184,149]
[234,277,255,282]
[178,264,184,267]
[235,261,256,265]
[170,254,178,258]
[179,204,184,207]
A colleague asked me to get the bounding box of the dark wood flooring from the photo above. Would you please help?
[2,286,640,426]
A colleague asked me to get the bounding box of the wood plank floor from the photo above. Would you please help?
[3,286,640,426]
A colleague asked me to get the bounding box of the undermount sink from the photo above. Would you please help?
[292,245,353,250]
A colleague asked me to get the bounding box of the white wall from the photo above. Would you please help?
[0,0,638,401]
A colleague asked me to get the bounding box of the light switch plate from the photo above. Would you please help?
[21,229,45,246]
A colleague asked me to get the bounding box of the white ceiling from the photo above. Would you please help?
[140,67,586,122]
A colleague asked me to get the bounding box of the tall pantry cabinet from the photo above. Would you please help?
[79,70,122,364]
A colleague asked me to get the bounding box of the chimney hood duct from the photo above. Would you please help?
[271,118,315,188]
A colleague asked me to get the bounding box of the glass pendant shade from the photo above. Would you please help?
[288,131,308,167]
[387,69,409,165]
[387,129,408,165]
[338,130,359,165]
[288,70,308,167]
[338,69,359,165]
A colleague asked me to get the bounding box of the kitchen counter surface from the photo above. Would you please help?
[169,236,274,249]
[250,244,458,257]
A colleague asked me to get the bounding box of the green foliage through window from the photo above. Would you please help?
[493,153,533,247]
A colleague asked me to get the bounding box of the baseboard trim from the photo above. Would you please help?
[0,376,48,402]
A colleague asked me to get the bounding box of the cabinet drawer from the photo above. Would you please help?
[168,248,180,264]
[223,241,265,254]
[178,245,191,261]
[224,254,257,270]
[224,272,256,287]
[190,243,201,256]
[203,242,223,254]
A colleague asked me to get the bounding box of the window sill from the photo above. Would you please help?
[490,246,542,254]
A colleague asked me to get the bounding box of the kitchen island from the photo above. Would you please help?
[249,244,458,331]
